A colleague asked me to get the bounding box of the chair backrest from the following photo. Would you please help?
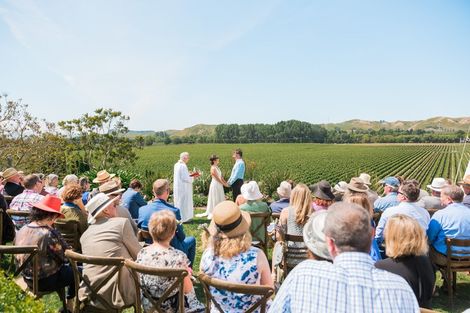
[137,229,152,243]
[271,212,281,221]
[3,195,14,206]
[279,230,308,278]
[198,272,274,313]
[124,259,188,313]
[54,220,80,250]
[248,211,271,255]
[6,209,30,218]
[445,237,470,268]
[0,245,39,294]
[65,249,126,312]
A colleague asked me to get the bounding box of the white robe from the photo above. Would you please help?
[173,160,194,222]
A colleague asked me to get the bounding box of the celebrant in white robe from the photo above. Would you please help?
[173,152,196,222]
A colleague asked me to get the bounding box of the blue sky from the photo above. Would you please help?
[0,0,469,131]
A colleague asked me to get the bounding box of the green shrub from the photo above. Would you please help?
[0,269,52,313]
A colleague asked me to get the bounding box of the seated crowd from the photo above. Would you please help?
[1,165,470,312]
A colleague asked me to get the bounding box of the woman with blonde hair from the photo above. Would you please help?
[375,214,435,309]
[345,194,381,261]
[200,201,273,312]
[272,184,312,280]
[136,210,204,313]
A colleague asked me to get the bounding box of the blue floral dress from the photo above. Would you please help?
[200,246,268,312]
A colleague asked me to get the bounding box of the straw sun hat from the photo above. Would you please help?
[93,170,116,184]
[208,201,251,238]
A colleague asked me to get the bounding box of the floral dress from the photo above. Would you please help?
[200,246,268,313]
[136,245,204,313]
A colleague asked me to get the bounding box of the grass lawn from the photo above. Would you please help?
[42,209,470,312]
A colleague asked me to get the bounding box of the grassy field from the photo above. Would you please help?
[131,143,470,197]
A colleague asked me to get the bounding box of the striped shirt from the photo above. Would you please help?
[269,252,419,313]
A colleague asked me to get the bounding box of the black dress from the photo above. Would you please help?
[375,255,436,309]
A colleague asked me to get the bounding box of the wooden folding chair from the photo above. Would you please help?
[198,272,274,313]
[434,237,470,310]
[279,230,308,280]
[372,211,382,226]
[0,245,67,310]
[54,220,80,251]
[137,229,152,243]
[6,209,30,229]
[248,211,271,256]
[65,250,134,313]
[0,209,3,245]
[124,259,188,313]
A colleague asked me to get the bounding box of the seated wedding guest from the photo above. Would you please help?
[359,173,379,205]
[343,177,369,200]
[374,176,400,213]
[44,174,59,196]
[458,175,470,207]
[376,214,435,309]
[270,181,292,213]
[272,184,312,280]
[99,180,139,235]
[136,210,204,313]
[138,179,196,266]
[2,168,25,197]
[333,181,348,202]
[122,178,147,219]
[57,183,88,237]
[270,202,419,313]
[310,180,335,211]
[79,193,141,311]
[200,201,273,312]
[375,180,430,245]
[240,181,271,244]
[345,194,381,261]
[79,176,91,205]
[14,195,76,310]
[421,177,447,210]
[10,174,44,228]
[57,174,78,199]
[302,210,332,261]
[427,185,470,267]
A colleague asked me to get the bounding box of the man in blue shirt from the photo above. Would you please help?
[374,176,400,213]
[121,179,147,219]
[227,148,245,201]
[427,185,470,266]
[138,179,196,266]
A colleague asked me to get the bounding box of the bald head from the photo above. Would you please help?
[324,202,372,254]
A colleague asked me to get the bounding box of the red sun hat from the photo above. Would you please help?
[32,194,65,218]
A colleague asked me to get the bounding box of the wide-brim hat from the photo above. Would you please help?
[93,170,116,183]
[241,181,263,201]
[358,173,372,185]
[457,175,470,186]
[32,195,65,218]
[310,180,335,201]
[99,180,125,196]
[276,181,292,198]
[2,168,19,180]
[208,201,251,238]
[86,193,115,224]
[333,181,348,193]
[427,177,447,192]
[303,211,331,260]
[347,177,369,193]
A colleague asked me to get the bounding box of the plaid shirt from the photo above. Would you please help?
[10,190,44,228]
[269,252,419,313]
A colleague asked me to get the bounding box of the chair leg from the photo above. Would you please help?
[57,287,67,312]
[447,270,453,310]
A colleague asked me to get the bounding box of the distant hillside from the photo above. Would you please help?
[166,124,216,138]
[126,130,157,138]
[323,116,470,132]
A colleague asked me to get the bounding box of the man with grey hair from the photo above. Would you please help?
[173,152,198,222]
[10,174,45,228]
[427,185,470,267]
[270,202,418,312]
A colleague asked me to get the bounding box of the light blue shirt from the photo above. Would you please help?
[427,202,470,255]
[269,252,419,313]
[374,192,399,213]
[375,201,430,245]
[464,194,470,208]
[227,159,245,186]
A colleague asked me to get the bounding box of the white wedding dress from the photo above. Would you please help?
[206,166,225,219]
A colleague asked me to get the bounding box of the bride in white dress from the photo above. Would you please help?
[198,155,228,219]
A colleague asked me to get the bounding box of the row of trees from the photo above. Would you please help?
[0,94,137,175]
